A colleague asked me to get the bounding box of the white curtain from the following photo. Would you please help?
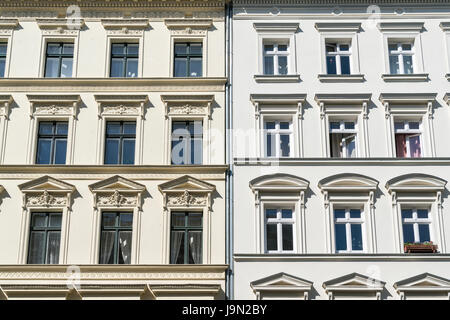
[189,231,202,264]
[100,231,115,264]
[119,231,132,264]
[170,231,184,264]
[47,232,60,264]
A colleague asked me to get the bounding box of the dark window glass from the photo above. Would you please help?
[173,43,203,77]
[266,224,277,251]
[402,224,415,243]
[36,121,68,164]
[44,43,74,78]
[171,121,202,165]
[418,224,431,242]
[351,224,363,250]
[282,224,293,251]
[27,212,61,264]
[104,121,136,165]
[335,224,347,251]
[170,212,203,264]
[99,212,133,264]
[110,43,139,77]
[0,43,7,77]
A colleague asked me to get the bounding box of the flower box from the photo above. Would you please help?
[404,242,438,253]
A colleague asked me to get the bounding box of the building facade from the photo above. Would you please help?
[0,0,228,299]
[231,0,450,300]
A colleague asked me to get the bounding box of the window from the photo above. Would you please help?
[174,43,202,77]
[104,121,136,165]
[264,120,292,157]
[110,43,139,78]
[326,43,351,75]
[171,120,203,165]
[334,208,364,253]
[263,41,289,75]
[170,212,203,264]
[36,121,68,164]
[394,121,421,158]
[99,212,133,264]
[0,43,7,78]
[265,207,295,253]
[329,121,357,158]
[27,212,61,264]
[389,42,414,75]
[402,208,431,244]
[44,43,73,78]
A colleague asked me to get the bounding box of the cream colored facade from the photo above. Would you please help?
[0,0,228,300]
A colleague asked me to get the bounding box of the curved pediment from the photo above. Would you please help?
[386,174,446,192]
[88,175,145,193]
[249,174,309,192]
[18,176,75,193]
[318,174,378,192]
[158,175,215,193]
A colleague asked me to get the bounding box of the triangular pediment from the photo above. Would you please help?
[323,273,385,290]
[19,176,75,193]
[158,175,215,193]
[251,273,313,291]
[394,273,450,289]
[318,174,378,192]
[89,175,145,192]
[250,174,309,191]
[386,174,446,192]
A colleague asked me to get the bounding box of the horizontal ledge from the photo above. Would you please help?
[254,74,301,83]
[234,254,450,262]
[318,74,365,82]
[314,93,371,104]
[253,22,299,32]
[234,158,450,165]
[315,22,361,32]
[381,74,429,82]
[377,22,424,32]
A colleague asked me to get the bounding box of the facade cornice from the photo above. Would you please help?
[234,158,450,166]
[0,0,228,8]
[234,254,450,262]
[233,0,450,5]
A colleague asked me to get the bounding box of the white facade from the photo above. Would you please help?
[231,1,450,300]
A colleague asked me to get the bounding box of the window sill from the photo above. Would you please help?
[254,74,301,83]
[318,74,365,82]
[382,74,429,82]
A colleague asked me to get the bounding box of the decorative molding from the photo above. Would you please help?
[0,19,19,35]
[94,94,148,119]
[315,22,361,32]
[251,272,313,300]
[323,273,385,300]
[36,18,85,35]
[250,94,306,106]
[394,273,450,298]
[379,93,437,105]
[254,74,300,83]
[318,173,378,192]
[167,190,208,207]
[314,93,371,105]
[382,73,429,82]
[0,95,13,120]
[253,22,299,32]
[101,19,149,35]
[377,22,424,32]
[165,18,213,35]
[27,94,81,119]
[161,94,214,119]
[385,173,446,193]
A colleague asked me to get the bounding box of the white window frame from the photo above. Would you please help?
[388,41,415,75]
[325,42,352,75]
[401,207,433,244]
[104,37,143,78]
[393,120,423,158]
[0,19,18,78]
[262,40,290,75]
[264,119,293,158]
[264,206,296,253]
[329,120,358,158]
[333,207,365,253]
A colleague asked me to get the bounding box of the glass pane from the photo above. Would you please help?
[326,56,337,74]
[0,44,7,55]
[189,58,202,77]
[266,209,277,219]
[281,209,292,219]
[62,43,74,55]
[402,209,413,219]
[172,121,187,132]
[264,44,274,53]
[31,213,47,227]
[47,43,61,55]
[344,122,355,130]
[171,138,186,165]
[28,231,45,264]
[282,224,293,251]
[49,214,62,227]
[346,136,356,158]
[170,230,185,264]
[278,56,288,75]
[350,209,361,219]
[265,122,276,130]
[189,43,202,55]
[174,58,187,77]
[56,122,68,135]
[417,209,428,219]
[266,133,274,157]
[36,139,52,164]
[127,44,139,56]
[39,122,54,135]
[340,56,351,75]
[266,224,277,251]
[46,231,60,264]
[334,209,346,219]
[264,56,274,75]
[106,122,121,134]
[335,224,347,251]
[123,122,136,135]
[409,122,420,130]
[110,58,124,77]
[171,213,186,227]
[402,223,415,243]
[402,43,412,51]
[351,224,363,250]
[280,122,290,130]
[188,213,202,227]
[54,139,67,164]
[418,224,431,242]
[99,231,116,264]
[188,231,202,264]
[118,231,132,264]
[104,139,119,164]
[330,122,340,130]
[394,122,405,131]
[403,55,414,74]
[408,135,421,158]
[191,121,203,135]
[191,137,202,165]
[389,55,400,74]
[111,44,125,55]
[122,139,135,164]
[102,213,116,227]
[45,57,60,77]
[339,44,350,51]
[280,134,290,157]
[0,59,5,78]
[126,58,138,77]
[278,44,288,51]
[119,213,133,227]
[174,43,188,55]
[388,43,398,51]
[326,44,336,53]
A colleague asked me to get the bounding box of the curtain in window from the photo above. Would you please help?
[99,231,115,264]
[46,231,61,264]
[189,231,202,264]
[395,134,407,157]
[119,231,132,264]
[170,231,184,264]
[409,135,421,158]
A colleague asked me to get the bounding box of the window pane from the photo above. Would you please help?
[402,209,413,219]
[402,223,415,243]
[189,43,202,55]
[280,134,290,157]
[188,213,202,227]
[264,44,274,53]
[45,57,60,77]
[54,139,67,164]
[266,133,275,157]
[280,122,290,130]
[110,58,124,77]
[111,44,125,55]
[266,224,277,251]
[0,59,5,78]
[403,55,414,74]
[282,224,293,251]
[418,224,431,242]
[326,44,336,53]
[56,122,68,135]
[60,58,73,78]
[171,138,186,165]
[388,43,398,51]
[105,139,119,164]
[123,122,136,135]
[46,231,60,264]
[174,58,187,77]
[50,214,62,228]
[409,122,420,130]
[119,213,133,227]
[334,209,346,219]
[417,209,428,219]
[62,44,74,55]
[278,44,288,51]
[171,213,186,227]
[32,213,47,227]
[47,43,61,55]
[265,122,276,130]
[122,139,135,164]
[408,135,421,158]
[266,209,277,219]
[0,43,7,55]
[106,122,121,134]
[335,224,347,251]
[189,58,202,77]
[188,231,202,264]
[36,139,52,164]
[264,56,274,75]
[126,58,138,77]
[351,224,363,250]
[99,231,116,264]
[395,134,407,158]
[127,44,139,56]
[326,56,337,74]
[102,213,116,227]
[118,231,132,264]
[28,231,46,264]
[344,122,355,130]
[174,43,187,55]
[330,122,340,130]
[350,209,361,219]
[339,44,350,51]
[191,121,203,135]
[278,56,288,75]
[394,122,404,131]
[346,136,356,158]
[402,43,412,51]
[281,209,292,219]
[340,56,351,75]
[170,230,185,264]
[389,55,400,74]
[191,137,202,165]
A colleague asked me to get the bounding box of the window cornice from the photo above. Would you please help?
[253,22,299,33]
[94,94,149,119]
[315,22,361,33]
[385,173,446,193]
[165,18,213,30]
[0,19,19,30]
[27,94,81,119]
[318,173,378,193]
[101,19,149,30]
[250,93,306,106]
[314,93,371,105]
[379,93,437,105]
[377,22,424,32]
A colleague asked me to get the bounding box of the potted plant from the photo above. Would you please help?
[404,241,438,253]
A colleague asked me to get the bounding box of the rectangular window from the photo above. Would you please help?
[44,42,73,78]
[326,43,351,75]
[334,208,364,252]
[263,41,289,75]
[36,121,68,164]
[99,212,133,264]
[265,207,295,253]
[402,208,431,244]
[104,121,136,165]
[329,121,357,158]
[0,42,7,78]
[170,212,203,264]
[264,120,292,157]
[394,121,422,158]
[171,120,203,165]
[174,43,203,77]
[27,212,61,264]
[110,43,139,78]
[388,42,414,75]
